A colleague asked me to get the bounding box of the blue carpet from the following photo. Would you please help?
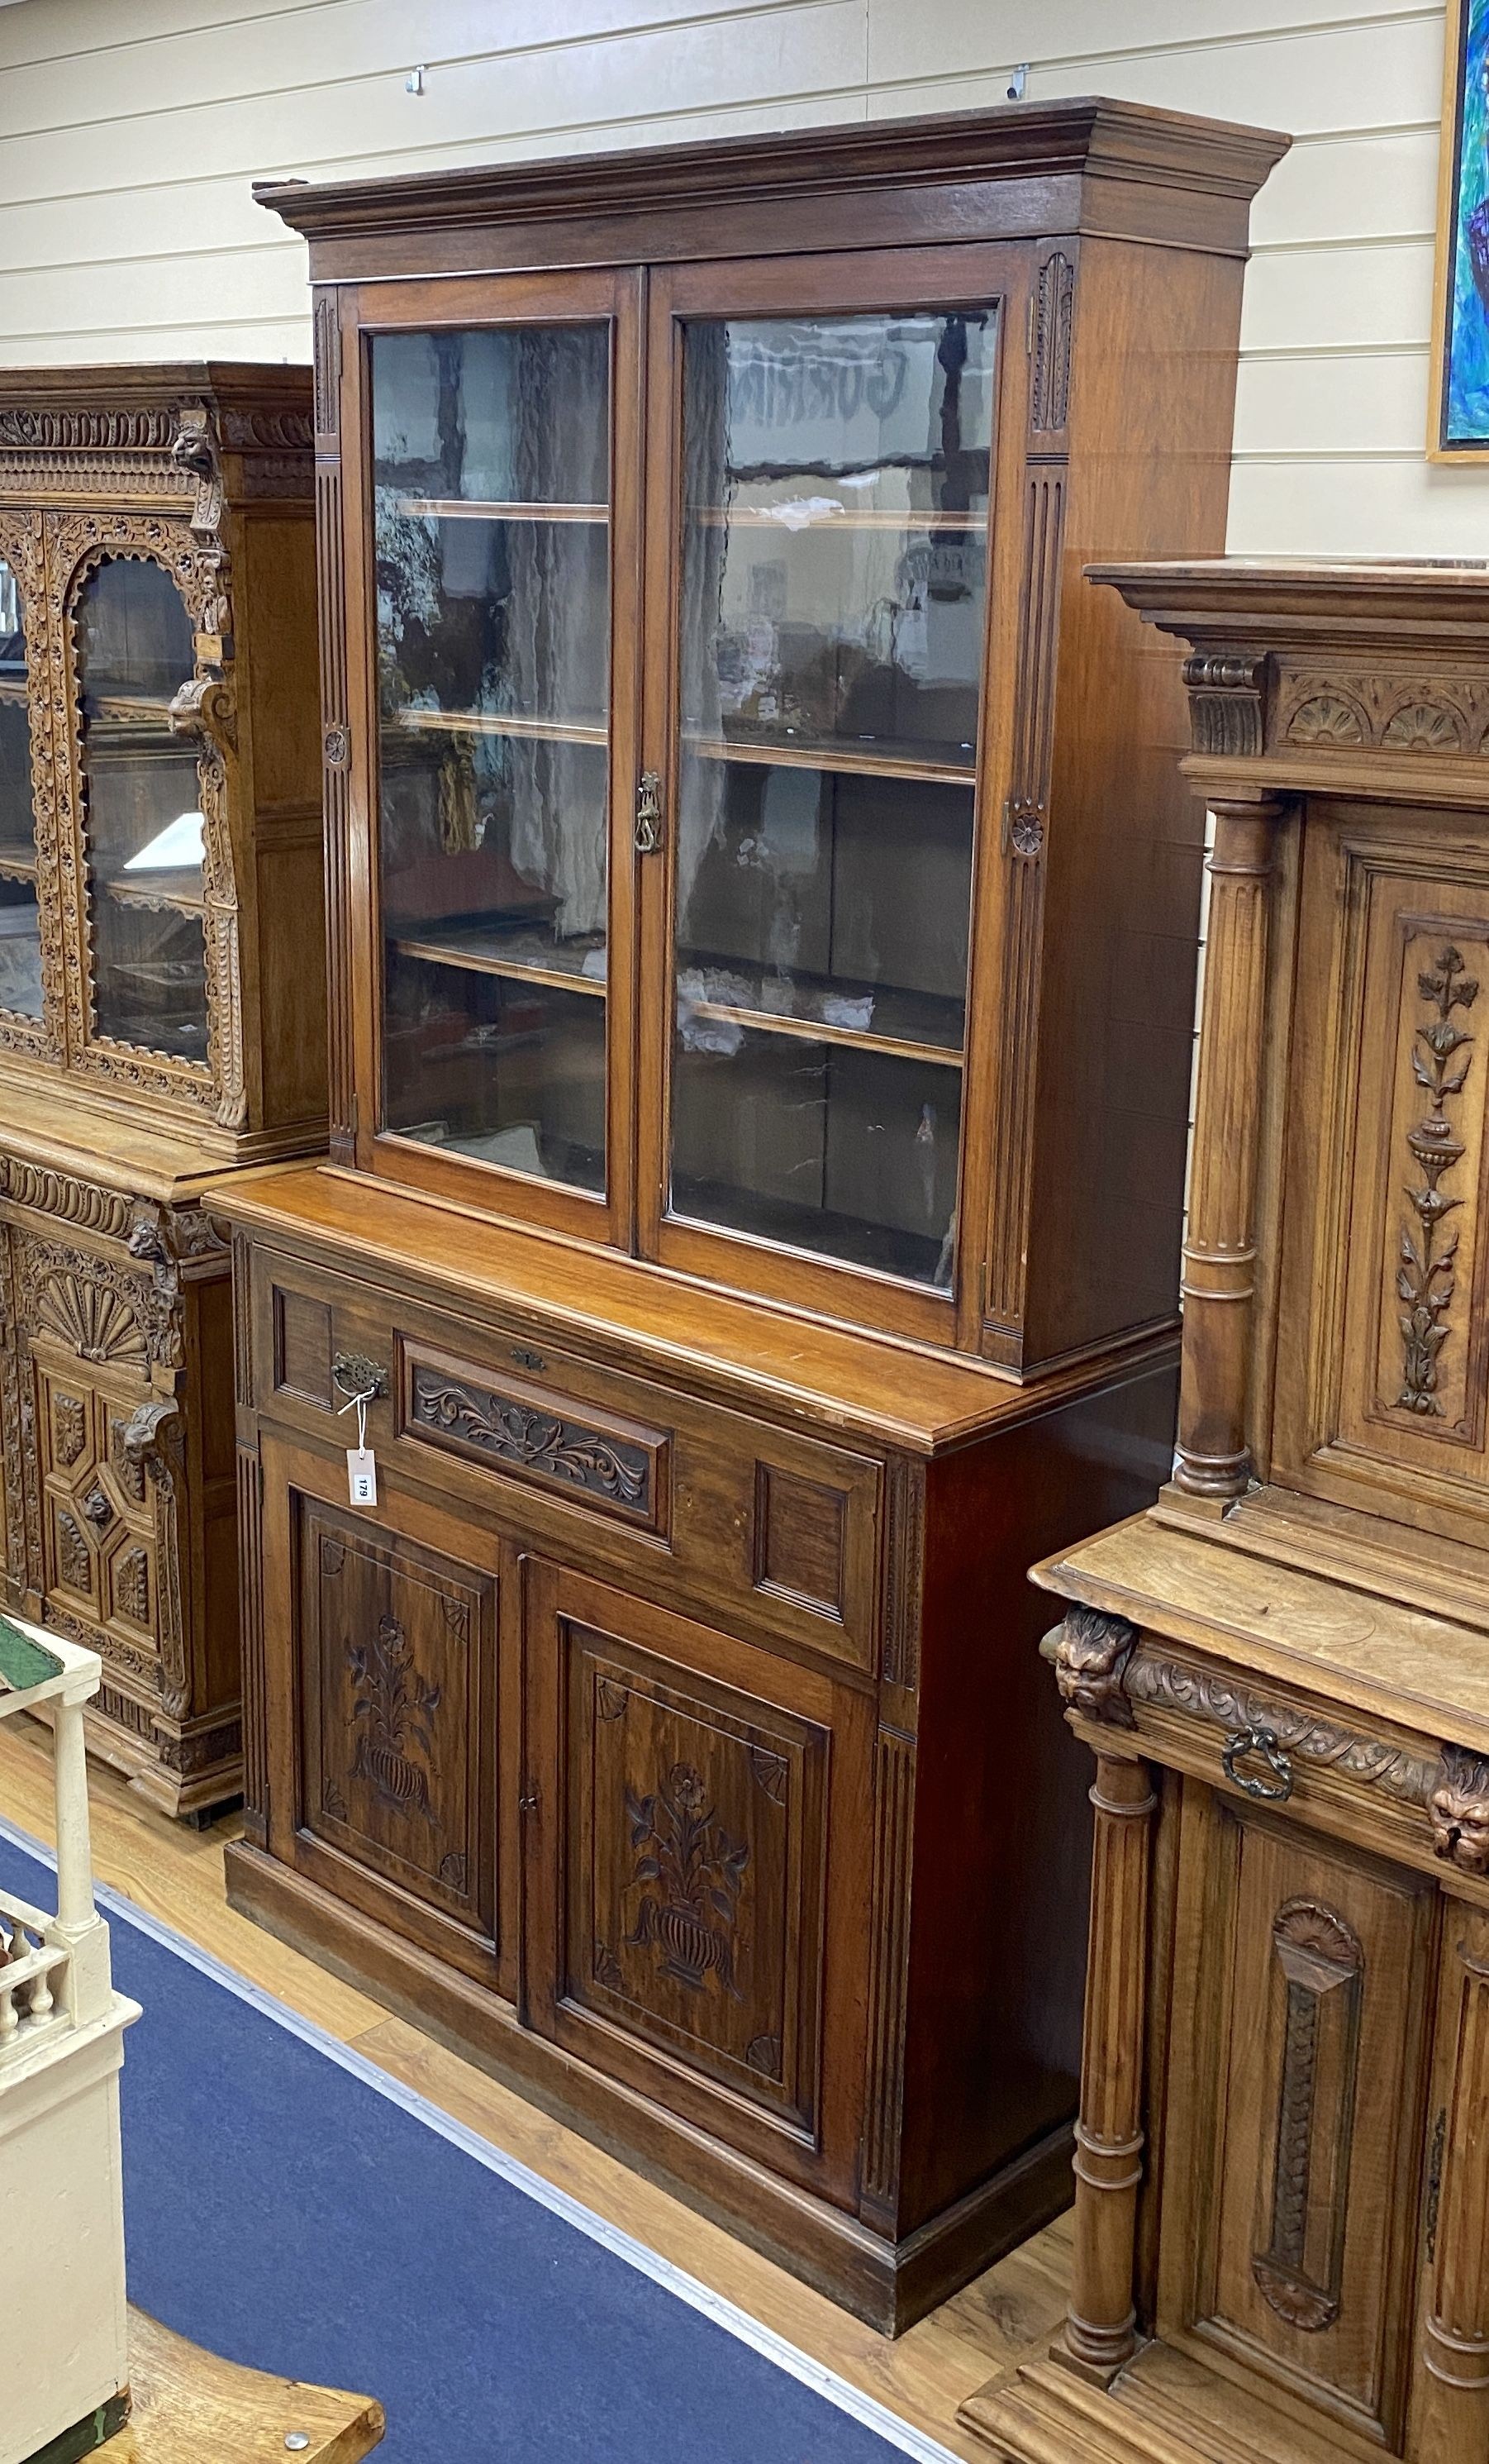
[0,1823,935,2464]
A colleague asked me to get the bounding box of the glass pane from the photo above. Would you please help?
[75,558,207,1062]
[671,307,997,1288]
[0,556,42,1021]
[372,325,611,1194]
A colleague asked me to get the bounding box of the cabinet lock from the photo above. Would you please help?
[635,770,664,855]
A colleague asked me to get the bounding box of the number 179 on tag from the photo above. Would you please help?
[347,1446,378,1507]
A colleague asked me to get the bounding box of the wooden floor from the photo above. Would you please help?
[0,1714,1070,2462]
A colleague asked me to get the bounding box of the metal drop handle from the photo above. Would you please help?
[635,770,663,855]
[1221,1724,1293,1801]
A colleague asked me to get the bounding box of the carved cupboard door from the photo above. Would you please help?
[1158,1786,1437,2452]
[522,1562,872,2203]
[269,1442,500,1990]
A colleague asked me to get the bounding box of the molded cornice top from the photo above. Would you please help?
[1092,558,1489,656]
[254,97,1289,245]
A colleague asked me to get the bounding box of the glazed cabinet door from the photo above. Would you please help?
[638,245,1031,1345]
[0,512,58,1051]
[522,1561,872,2202]
[1159,1783,1437,2454]
[48,516,231,1110]
[259,1434,502,1992]
[340,268,643,1244]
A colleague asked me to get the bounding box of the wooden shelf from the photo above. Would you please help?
[391,708,607,748]
[391,927,607,999]
[393,497,609,524]
[678,955,964,1065]
[100,870,204,917]
[690,504,987,532]
[683,997,963,1066]
[683,732,974,785]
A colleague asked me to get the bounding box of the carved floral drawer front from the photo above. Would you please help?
[400,1339,670,1534]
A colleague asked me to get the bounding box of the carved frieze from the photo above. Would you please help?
[2,1164,133,1241]
[1273,665,1489,757]
[1122,1649,1440,1805]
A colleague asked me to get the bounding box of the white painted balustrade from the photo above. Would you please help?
[0,1613,138,2464]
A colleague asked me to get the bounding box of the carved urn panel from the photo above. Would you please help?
[558,1621,828,2138]
[297,1500,496,1963]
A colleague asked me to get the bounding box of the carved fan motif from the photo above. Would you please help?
[1286,694,1367,746]
[1383,701,1464,751]
[36,1271,146,1366]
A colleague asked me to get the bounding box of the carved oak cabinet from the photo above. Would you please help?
[968,564,1489,2460]
[0,368,322,1818]
[220,103,1285,2328]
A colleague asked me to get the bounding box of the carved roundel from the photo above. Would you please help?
[323,725,350,771]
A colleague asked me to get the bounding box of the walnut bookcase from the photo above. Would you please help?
[0,368,322,1818]
[219,102,1285,2328]
[966,565,1489,2457]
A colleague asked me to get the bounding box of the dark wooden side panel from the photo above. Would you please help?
[894,1355,1179,2233]
[1016,240,1247,1370]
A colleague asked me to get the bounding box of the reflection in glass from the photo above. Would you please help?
[670,308,997,1287]
[372,326,611,1192]
[75,557,206,1060]
[0,557,41,1020]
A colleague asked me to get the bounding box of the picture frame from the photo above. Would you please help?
[1431,0,1489,460]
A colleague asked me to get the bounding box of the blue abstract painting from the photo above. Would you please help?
[1440,0,1489,450]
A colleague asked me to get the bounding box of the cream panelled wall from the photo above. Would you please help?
[0,0,1465,553]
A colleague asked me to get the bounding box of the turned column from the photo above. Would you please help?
[1175,791,1288,1499]
[1063,1741,1158,2379]
[1415,1902,1489,2462]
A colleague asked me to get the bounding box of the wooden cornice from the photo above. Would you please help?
[254,97,1289,246]
[1090,557,1489,803]
[0,364,311,417]
[1090,557,1489,659]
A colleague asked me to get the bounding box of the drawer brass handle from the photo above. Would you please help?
[332,1351,389,1404]
[1222,1724,1293,1801]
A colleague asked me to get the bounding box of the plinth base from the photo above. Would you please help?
[961,2342,1356,2464]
